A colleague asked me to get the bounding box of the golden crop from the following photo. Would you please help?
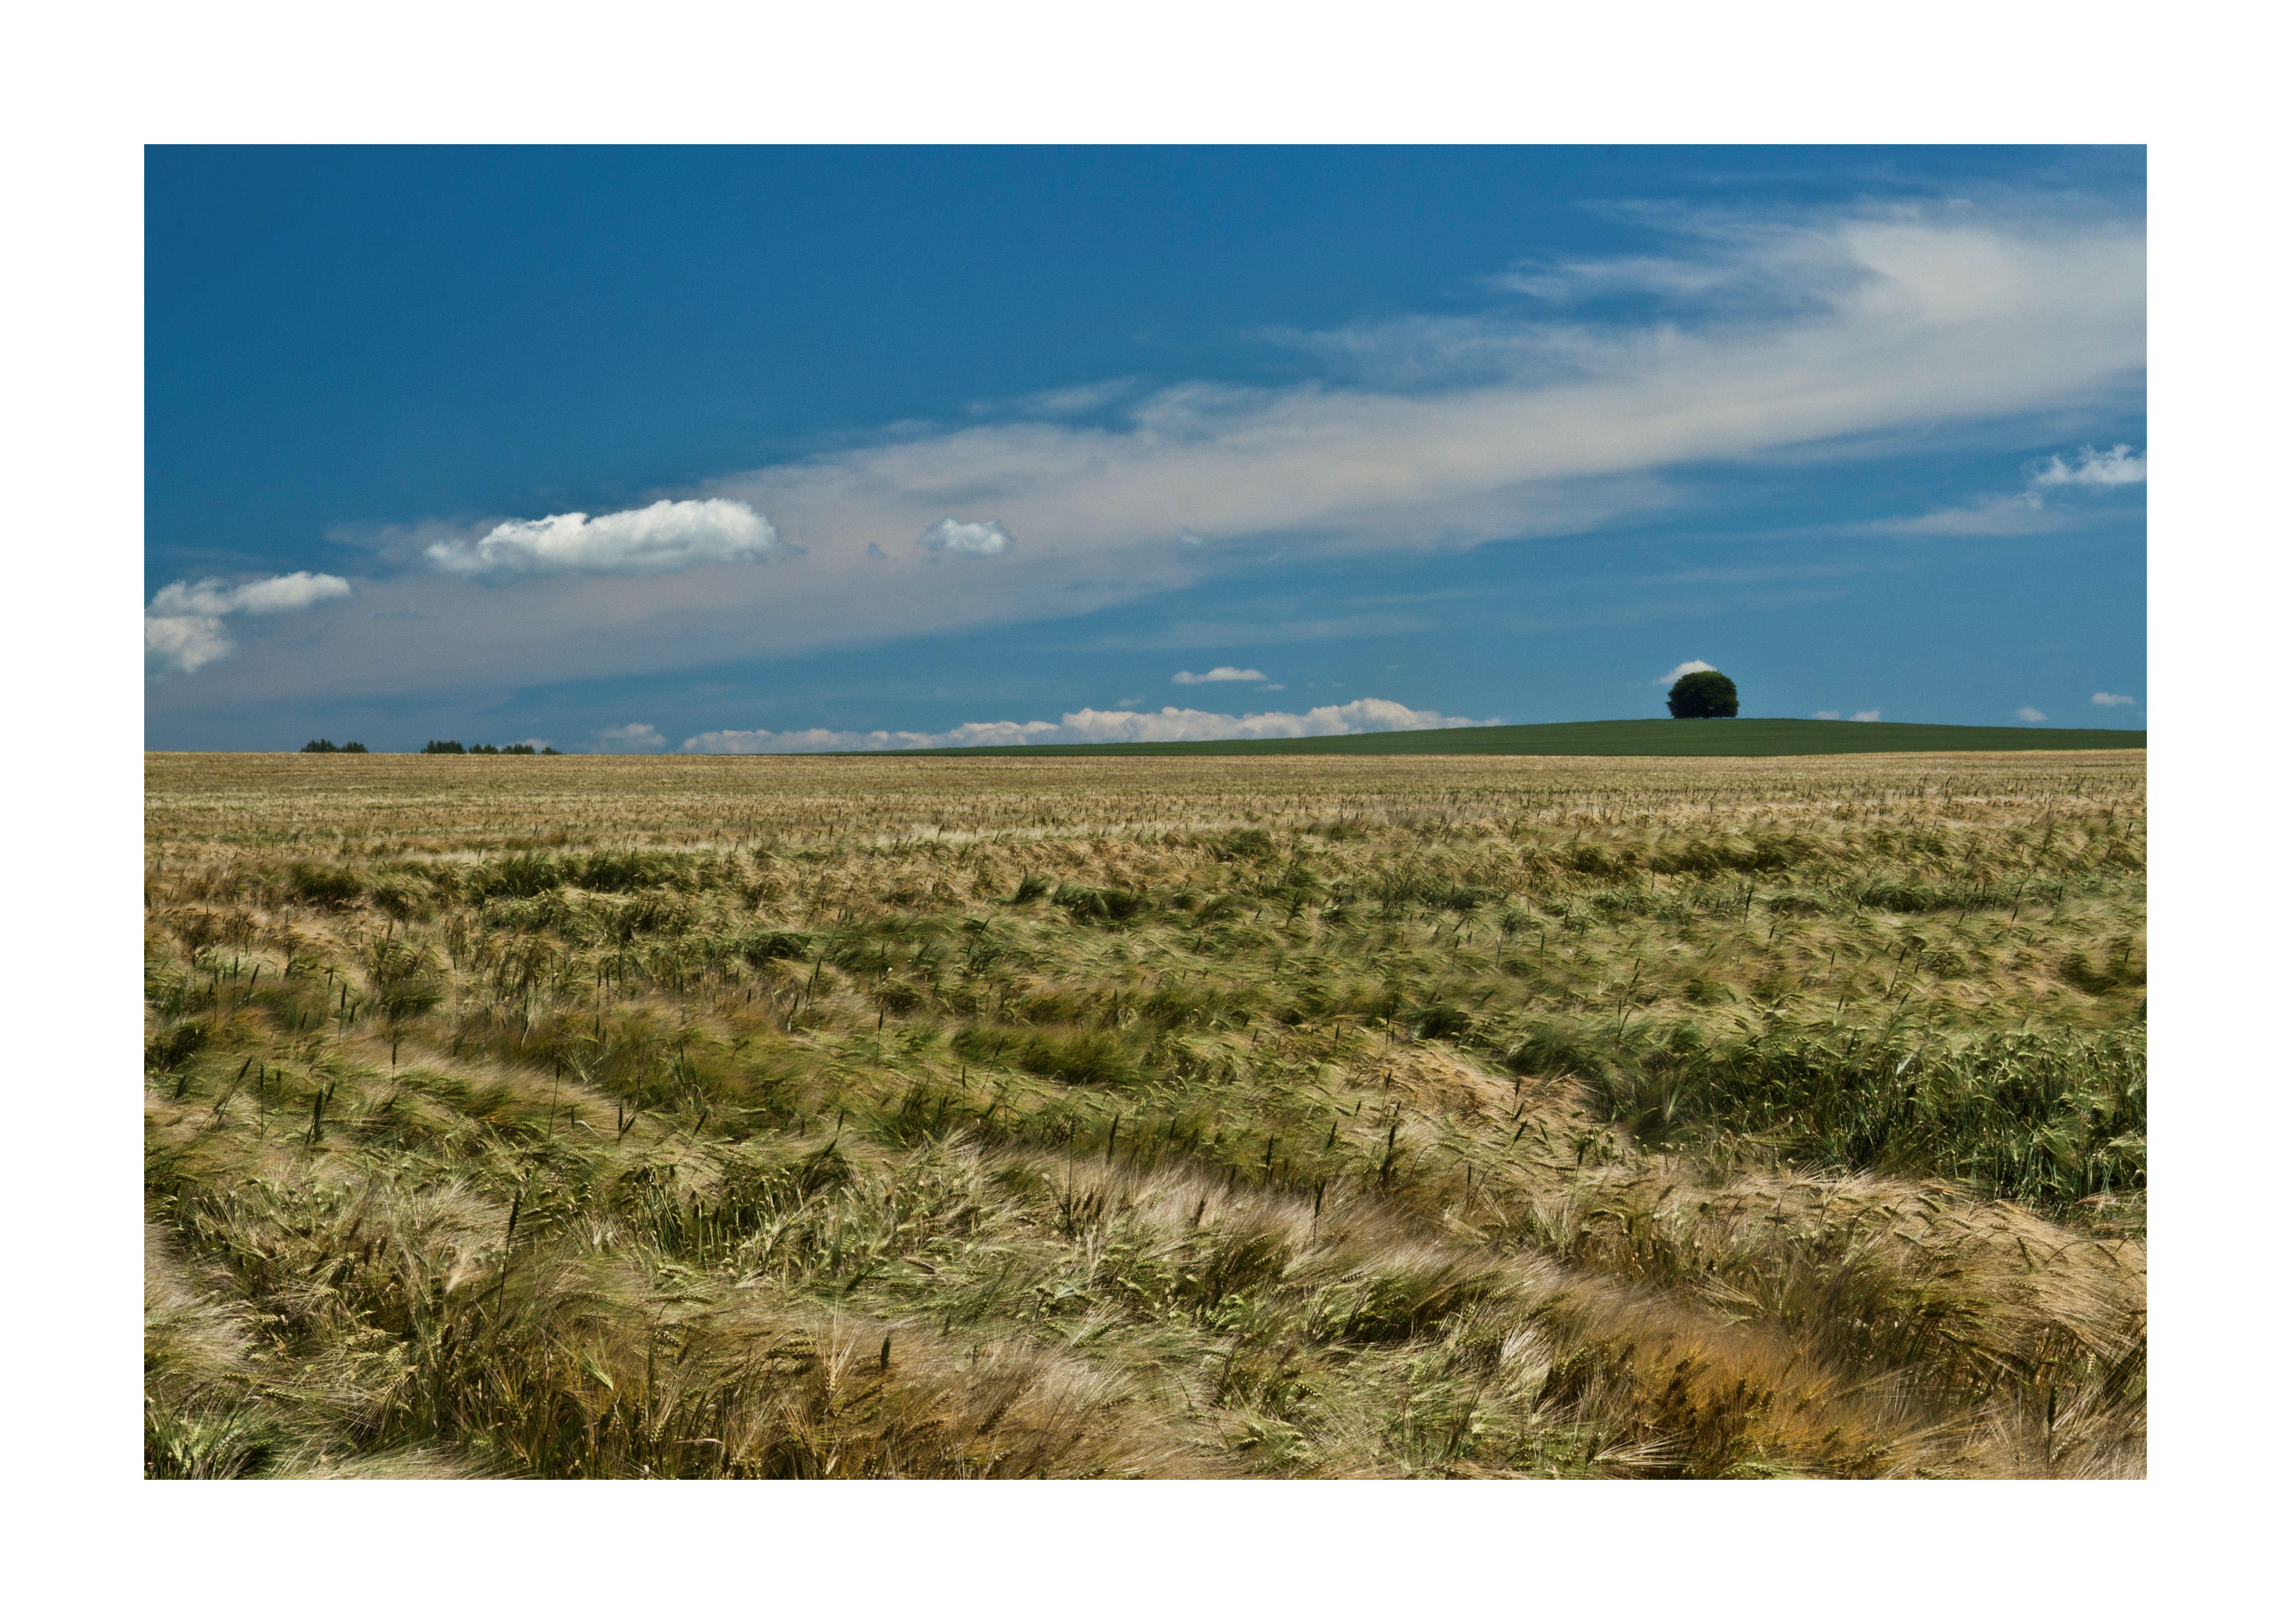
[146,749,2144,1478]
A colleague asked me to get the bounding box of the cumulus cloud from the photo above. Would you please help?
[2015,706,2048,722]
[685,720,1056,754]
[918,518,1013,556]
[681,696,1494,754]
[2030,444,2145,488]
[1172,667,1268,684]
[150,572,353,621]
[145,614,238,678]
[1814,710,1840,720]
[591,722,666,753]
[424,498,782,577]
[146,571,353,677]
[2092,692,2138,707]
[1658,659,1717,685]
[1853,710,1882,722]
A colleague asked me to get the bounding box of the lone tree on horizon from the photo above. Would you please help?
[1667,669,1739,719]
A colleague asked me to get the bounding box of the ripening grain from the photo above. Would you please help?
[145,749,2144,1478]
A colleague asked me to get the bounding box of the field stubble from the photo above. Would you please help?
[145,749,2144,1478]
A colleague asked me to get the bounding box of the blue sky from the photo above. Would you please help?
[144,146,2145,751]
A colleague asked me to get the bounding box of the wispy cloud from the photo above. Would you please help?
[145,571,352,677]
[158,202,2146,707]
[1096,613,1435,652]
[681,696,1495,755]
[1492,253,1751,307]
[2092,691,2139,707]
[1171,666,1268,684]
[1816,708,1882,721]
[424,498,784,577]
[1866,442,2146,536]
[1001,378,1140,419]
[1874,492,2060,537]
[2016,706,2048,722]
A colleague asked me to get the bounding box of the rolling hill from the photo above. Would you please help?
[882,718,2146,758]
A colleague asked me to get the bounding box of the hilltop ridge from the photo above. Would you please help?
[881,717,2145,758]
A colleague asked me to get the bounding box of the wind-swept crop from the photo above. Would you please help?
[144,746,2145,1478]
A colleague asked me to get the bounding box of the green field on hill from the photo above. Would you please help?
[889,718,2146,758]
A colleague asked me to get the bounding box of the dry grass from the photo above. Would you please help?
[145,749,2143,1477]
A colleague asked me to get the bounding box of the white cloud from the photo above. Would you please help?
[1172,666,1269,684]
[681,696,1495,754]
[1873,491,2056,536]
[685,721,1057,754]
[145,612,239,677]
[145,571,353,677]
[918,517,1013,556]
[1008,379,1139,418]
[1658,659,1717,685]
[230,575,355,615]
[2030,443,2145,488]
[158,203,2147,710]
[591,722,666,753]
[711,208,2141,584]
[1493,254,1751,307]
[424,498,782,578]
[2092,691,2138,707]
[1870,442,2145,535]
[2015,706,2048,722]
[150,571,353,621]
[1853,710,1882,722]
[1813,710,1841,720]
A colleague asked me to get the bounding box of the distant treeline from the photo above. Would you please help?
[299,739,563,754]
[421,740,561,755]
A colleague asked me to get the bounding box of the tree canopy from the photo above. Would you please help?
[422,739,559,755]
[1666,670,1739,719]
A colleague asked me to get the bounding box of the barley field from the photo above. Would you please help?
[144,749,2145,1479]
